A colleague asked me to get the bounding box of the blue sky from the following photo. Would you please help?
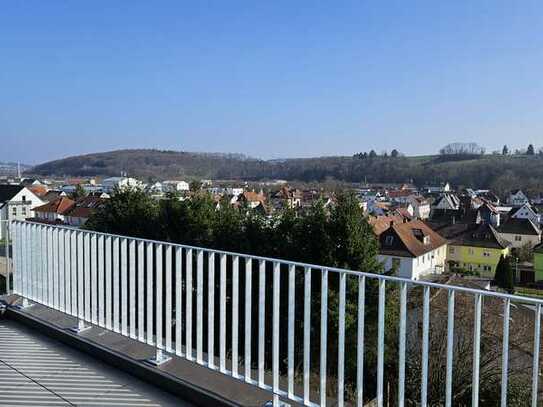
[1,1,542,164]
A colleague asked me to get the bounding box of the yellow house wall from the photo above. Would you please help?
[447,244,509,278]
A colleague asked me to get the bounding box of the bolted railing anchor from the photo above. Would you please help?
[14,298,33,310]
[146,348,172,367]
[69,319,91,334]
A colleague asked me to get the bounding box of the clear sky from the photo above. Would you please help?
[1,1,542,164]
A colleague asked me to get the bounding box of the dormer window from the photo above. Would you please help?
[385,236,394,246]
[423,235,430,245]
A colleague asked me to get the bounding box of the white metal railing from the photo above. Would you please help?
[9,221,543,407]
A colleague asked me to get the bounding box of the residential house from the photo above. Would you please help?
[162,180,190,193]
[408,196,431,219]
[387,189,412,204]
[447,224,511,278]
[475,202,500,227]
[426,182,451,194]
[509,203,541,225]
[102,177,141,193]
[41,190,67,203]
[433,193,460,211]
[0,185,45,239]
[237,191,267,212]
[273,187,302,209]
[376,219,448,280]
[33,197,76,224]
[508,189,529,206]
[497,218,541,250]
[64,195,107,227]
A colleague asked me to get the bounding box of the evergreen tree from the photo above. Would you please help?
[502,145,509,155]
[70,184,87,201]
[494,255,514,292]
[527,144,535,155]
[369,150,377,158]
[391,149,400,158]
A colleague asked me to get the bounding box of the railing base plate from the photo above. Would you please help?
[146,353,172,367]
[69,320,92,334]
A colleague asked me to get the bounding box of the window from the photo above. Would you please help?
[449,247,455,254]
[515,236,522,242]
[483,265,491,272]
[22,195,26,202]
[392,258,401,270]
[12,207,17,215]
[468,248,475,255]
[483,251,491,257]
[22,208,27,216]
[385,236,394,246]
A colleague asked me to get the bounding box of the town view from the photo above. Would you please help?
[1,2,542,407]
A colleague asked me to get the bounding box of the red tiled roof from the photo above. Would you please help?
[34,197,75,215]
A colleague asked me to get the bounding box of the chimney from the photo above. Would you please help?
[389,220,394,227]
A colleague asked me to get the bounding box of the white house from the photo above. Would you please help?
[377,219,448,280]
[497,218,541,249]
[102,177,142,193]
[408,196,431,219]
[0,185,45,239]
[509,203,541,225]
[508,189,529,206]
[162,180,190,193]
[433,193,460,211]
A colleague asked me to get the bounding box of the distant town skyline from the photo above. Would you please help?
[2,1,543,164]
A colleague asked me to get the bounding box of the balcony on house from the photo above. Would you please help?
[1,220,542,406]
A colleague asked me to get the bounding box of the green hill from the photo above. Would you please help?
[30,149,543,196]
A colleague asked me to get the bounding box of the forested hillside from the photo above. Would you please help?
[30,149,543,196]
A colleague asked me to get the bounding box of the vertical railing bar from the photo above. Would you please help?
[120,238,128,335]
[84,232,91,321]
[220,253,227,373]
[112,236,119,332]
[185,249,193,361]
[77,232,84,321]
[165,245,173,352]
[146,242,154,345]
[531,304,541,407]
[90,234,98,324]
[421,285,430,407]
[445,290,455,407]
[175,246,183,356]
[377,278,385,407]
[129,239,137,339]
[398,281,407,407]
[244,258,252,382]
[196,249,204,364]
[48,227,54,306]
[105,236,112,330]
[97,235,104,326]
[287,264,295,399]
[58,228,65,312]
[137,241,145,342]
[64,229,71,315]
[356,275,366,407]
[155,244,163,351]
[500,298,510,407]
[320,269,328,407]
[472,293,482,407]
[208,252,215,368]
[232,255,239,378]
[258,259,266,387]
[337,272,346,407]
[272,261,280,395]
[53,228,59,309]
[303,266,311,405]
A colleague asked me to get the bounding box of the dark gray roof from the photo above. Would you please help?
[498,218,541,236]
[0,184,24,204]
[451,223,511,249]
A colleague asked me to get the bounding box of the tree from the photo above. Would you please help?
[494,255,514,292]
[527,144,535,155]
[502,145,509,155]
[369,150,377,158]
[439,142,485,156]
[70,184,87,201]
[391,149,400,158]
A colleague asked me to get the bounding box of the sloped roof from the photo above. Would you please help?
[498,218,541,236]
[379,219,447,258]
[34,197,75,215]
[451,223,510,250]
[369,215,406,236]
[0,184,24,204]
[65,196,106,218]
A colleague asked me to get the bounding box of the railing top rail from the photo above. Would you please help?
[13,220,543,306]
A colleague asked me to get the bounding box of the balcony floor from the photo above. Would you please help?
[0,318,191,407]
